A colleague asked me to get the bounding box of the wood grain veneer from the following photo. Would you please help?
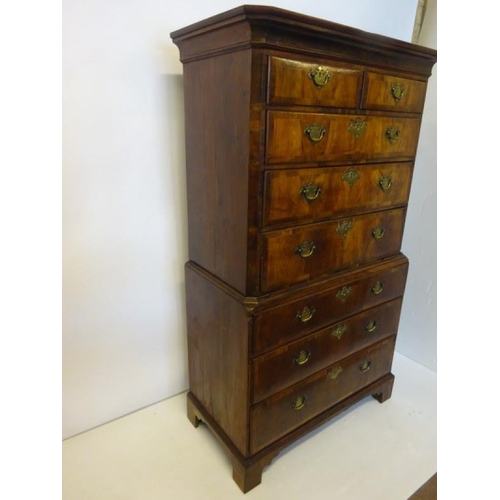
[172,5,436,492]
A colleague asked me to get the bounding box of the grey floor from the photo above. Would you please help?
[63,352,436,499]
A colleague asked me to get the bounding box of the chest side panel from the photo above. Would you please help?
[183,50,253,294]
[185,263,251,456]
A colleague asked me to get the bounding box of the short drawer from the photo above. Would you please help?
[268,56,363,108]
[266,111,421,164]
[261,207,406,292]
[252,297,402,403]
[253,259,408,354]
[250,336,396,453]
[263,162,413,227]
[362,72,427,113]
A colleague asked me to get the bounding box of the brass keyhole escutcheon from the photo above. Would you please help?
[327,366,343,380]
[348,117,367,139]
[304,123,326,143]
[308,65,331,88]
[386,126,400,144]
[379,174,393,192]
[371,226,385,240]
[292,395,307,410]
[296,305,316,323]
[295,241,315,258]
[365,320,378,333]
[336,286,352,302]
[336,220,353,238]
[360,361,371,373]
[332,323,347,340]
[342,167,360,188]
[371,281,384,295]
[293,349,311,366]
[300,183,321,202]
[390,82,406,102]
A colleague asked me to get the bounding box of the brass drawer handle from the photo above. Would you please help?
[304,123,326,143]
[300,183,321,202]
[390,82,406,102]
[296,241,315,258]
[292,395,306,410]
[360,361,371,373]
[371,281,384,295]
[365,320,378,333]
[293,349,311,366]
[336,220,353,238]
[327,366,343,380]
[379,174,392,192]
[371,226,385,240]
[332,323,347,340]
[348,117,367,139]
[296,305,315,323]
[336,286,352,301]
[386,126,400,144]
[342,167,360,187]
[308,65,331,88]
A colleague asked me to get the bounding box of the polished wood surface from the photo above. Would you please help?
[183,50,252,295]
[185,264,250,455]
[263,161,413,227]
[187,373,395,493]
[173,5,436,492]
[267,111,421,164]
[268,56,362,107]
[253,258,408,354]
[252,298,403,402]
[171,5,437,77]
[261,208,406,291]
[250,336,396,453]
[362,72,427,113]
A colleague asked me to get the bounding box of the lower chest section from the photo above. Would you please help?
[186,255,408,458]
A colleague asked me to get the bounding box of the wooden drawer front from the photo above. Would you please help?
[261,208,406,292]
[250,336,396,453]
[253,261,407,355]
[266,111,421,164]
[362,72,427,113]
[268,57,362,108]
[252,298,402,403]
[263,162,413,227]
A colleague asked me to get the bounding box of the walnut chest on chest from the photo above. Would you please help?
[171,5,437,493]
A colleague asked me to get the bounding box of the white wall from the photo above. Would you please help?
[63,0,421,439]
[397,0,437,371]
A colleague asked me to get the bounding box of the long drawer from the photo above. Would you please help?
[263,162,413,227]
[266,111,421,164]
[250,336,396,453]
[253,259,408,354]
[252,297,402,403]
[261,207,406,292]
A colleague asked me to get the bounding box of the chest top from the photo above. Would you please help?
[171,4,437,77]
